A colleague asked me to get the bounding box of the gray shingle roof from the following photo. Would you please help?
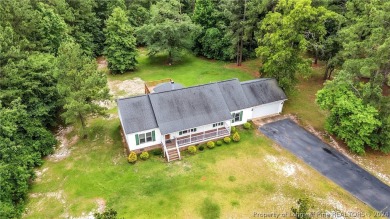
[117,95,158,134]
[217,79,251,111]
[153,82,184,93]
[241,78,287,107]
[149,83,232,135]
[117,78,287,135]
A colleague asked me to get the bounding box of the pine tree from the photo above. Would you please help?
[104,7,138,73]
[56,42,110,137]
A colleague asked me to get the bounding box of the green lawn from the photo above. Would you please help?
[106,49,254,86]
[24,53,380,218]
[24,119,375,218]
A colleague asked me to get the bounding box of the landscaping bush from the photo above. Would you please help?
[151,148,162,156]
[231,126,237,133]
[127,152,137,163]
[223,137,231,144]
[140,151,149,160]
[198,145,205,151]
[94,208,118,219]
[243,122,251,129]
[232,132,240,142]
[188,146,197,154]
[207,141,215,149]
[216,140,223,146]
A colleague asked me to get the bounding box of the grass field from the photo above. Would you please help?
[106,49,255,86]
[24,119,375,218]
[24,52,387,218]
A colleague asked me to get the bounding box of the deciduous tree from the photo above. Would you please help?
[256,0,337,90]
[316,75,381,154]
[137,0,201,64]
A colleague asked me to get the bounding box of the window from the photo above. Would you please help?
[212,122,224,127]
[180,128,197,135]
[136,131,155,145]
[231,111,243,123]
[146,132,152,142]
[139,133,146,144]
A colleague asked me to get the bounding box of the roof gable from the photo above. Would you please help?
[217,79,251,111]
[149,83,232,135]
[117,95,158,134]
[241,79,287,106]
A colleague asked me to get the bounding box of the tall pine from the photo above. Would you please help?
[104,7,137,73]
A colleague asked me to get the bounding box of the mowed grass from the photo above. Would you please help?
[283,63,328,131]
[24,54,385,218]
[106,49,254,86]
[24,119,376,218]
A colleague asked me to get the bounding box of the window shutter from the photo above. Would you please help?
[231,113,234,123]
[239,111,243,121]
[135,134,140,145]
[152,130,155,141]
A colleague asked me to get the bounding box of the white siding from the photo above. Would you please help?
[251,100,285,119]
[230,108,252,126]
[167,121,230,139]
[126,128,161,151]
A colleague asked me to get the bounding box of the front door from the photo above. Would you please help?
[165,134,171,143]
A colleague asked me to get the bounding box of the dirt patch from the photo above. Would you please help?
[252,114,292,127]
[97,56,107,71]
[264,155,304,179]
[34,167,49,182]
[108,77,145,99]
[48,126,79,162]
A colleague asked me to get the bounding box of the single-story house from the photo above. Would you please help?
[117,78,287,162]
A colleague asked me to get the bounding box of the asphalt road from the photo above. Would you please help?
[260,119,390,217]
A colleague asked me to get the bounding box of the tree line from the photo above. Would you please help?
[1,0,389,218]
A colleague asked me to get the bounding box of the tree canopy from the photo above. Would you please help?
[256,0,338,90]
[57,42,110,137]
[1,0,390,217]
[104,7,138,73]
[137,0,201,64]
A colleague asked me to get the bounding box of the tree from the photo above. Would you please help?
[0,99,56,218]
[192,0,232,60]
[334,0,390,153]
[94,208,119,219]
[56,42,110,137]
[30,2,68,54]
[137,0,201,64]
[291,197,312,219]
[316,75,381,155]
[104,7,138,73]
[256,0,337,90]
[0,53,60,126]
[65,0,101,56]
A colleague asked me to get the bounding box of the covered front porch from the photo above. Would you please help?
[162,126,231,161]
[175,127,230,147]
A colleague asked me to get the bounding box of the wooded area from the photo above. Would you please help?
[0,0,389,218]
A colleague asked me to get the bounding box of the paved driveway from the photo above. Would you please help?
[260,119,390,217]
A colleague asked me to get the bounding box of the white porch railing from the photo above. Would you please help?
[176,127,230,147]
[175,140,181,160]
[161,139,170,162]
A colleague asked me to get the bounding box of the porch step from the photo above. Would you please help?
[166,147,180,162]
